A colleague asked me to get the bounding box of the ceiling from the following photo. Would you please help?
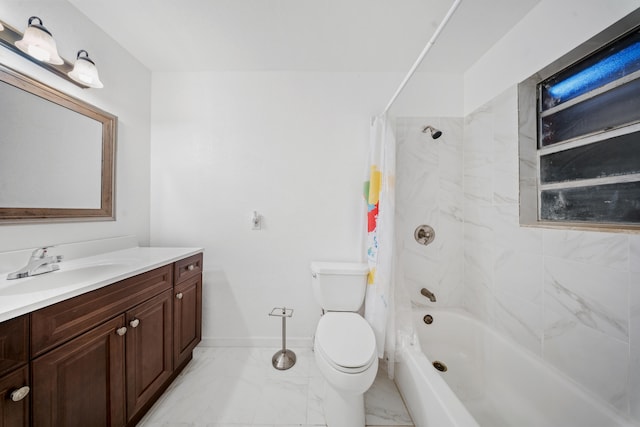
[68,0,541,73]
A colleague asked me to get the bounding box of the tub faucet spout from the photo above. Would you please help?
[420,287,436,302]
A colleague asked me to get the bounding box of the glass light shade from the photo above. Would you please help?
[68,50,104,88]
[15,17,63,65]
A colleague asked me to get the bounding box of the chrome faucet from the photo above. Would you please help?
[7,247,63,280]
[420,287,436,303]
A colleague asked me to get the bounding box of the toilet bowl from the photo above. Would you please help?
[314,312,378,427]
[310,262,378,427]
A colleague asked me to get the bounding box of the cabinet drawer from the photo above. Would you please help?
[174,253,203,284]
[0,315,28,377]
[31,265,172,358]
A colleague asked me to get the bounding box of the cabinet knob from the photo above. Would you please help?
[10,386,30,402]
[116,326,127,336]
[187,264,195,271]
[176,292,183,300]
[129,318,140,328]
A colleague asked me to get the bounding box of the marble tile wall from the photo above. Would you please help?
[461,86,640,423]
[631,236,640,422]
[394,117,464,309]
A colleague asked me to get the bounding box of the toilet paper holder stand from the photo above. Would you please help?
[269,307,296,370]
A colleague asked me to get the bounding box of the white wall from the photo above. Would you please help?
[464,0,640,115]
[149,71,462,346]
[460,0,640,421]
[0,0,151,252]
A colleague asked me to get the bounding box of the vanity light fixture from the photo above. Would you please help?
[68,50,103,88]
[0,17,103,88]
[15,16,63,64]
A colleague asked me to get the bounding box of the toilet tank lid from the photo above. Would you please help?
[310,262,369,275]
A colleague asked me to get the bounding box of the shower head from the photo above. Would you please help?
[422,125,442,139]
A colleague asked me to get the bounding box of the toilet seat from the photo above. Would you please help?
[315,312,377,374]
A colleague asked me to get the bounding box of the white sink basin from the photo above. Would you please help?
[0,262,134,295]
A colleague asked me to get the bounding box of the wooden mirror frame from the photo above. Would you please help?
[0,64,117,223]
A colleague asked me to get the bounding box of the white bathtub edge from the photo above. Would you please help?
[395,342,479,427]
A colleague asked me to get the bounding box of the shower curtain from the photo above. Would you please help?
[364,115,396,373]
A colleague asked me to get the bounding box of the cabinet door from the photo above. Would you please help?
[0,366,29,427]
[32,315,126,427]
[173,275,202,368]
[125,289,173,421]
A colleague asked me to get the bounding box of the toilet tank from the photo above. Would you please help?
[311,262,370,312]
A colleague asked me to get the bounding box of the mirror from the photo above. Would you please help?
[0,64,116,223]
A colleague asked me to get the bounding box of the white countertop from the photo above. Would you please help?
[0,246,203,322]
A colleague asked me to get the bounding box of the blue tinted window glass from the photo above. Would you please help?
[540,77,640,146]
[541,29,640,109]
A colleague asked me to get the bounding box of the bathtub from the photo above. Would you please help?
[394,307,632,427]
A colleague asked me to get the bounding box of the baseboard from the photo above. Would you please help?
[200,336,313,348]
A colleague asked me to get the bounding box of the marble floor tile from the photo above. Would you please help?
[365,369,414,426]
[138,346,414,427]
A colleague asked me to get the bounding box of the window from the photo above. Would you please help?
[519,13,640,231]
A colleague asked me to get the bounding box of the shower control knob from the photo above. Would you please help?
[414,225,436,246]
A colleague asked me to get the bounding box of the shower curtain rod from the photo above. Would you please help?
[380,0,462,117]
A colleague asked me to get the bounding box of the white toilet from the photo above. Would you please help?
[311,261,378,427]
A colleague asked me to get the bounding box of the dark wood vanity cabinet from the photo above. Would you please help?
[0,315,30,427]
[26,252,203,427]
